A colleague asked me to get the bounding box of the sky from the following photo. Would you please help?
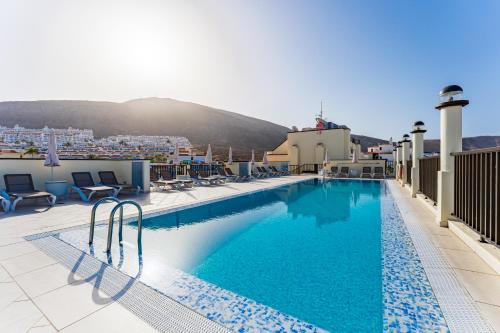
[1,0,499,139]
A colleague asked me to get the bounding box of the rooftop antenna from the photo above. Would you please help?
[319,100,323,119]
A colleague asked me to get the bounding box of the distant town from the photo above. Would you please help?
[0,124,204,161]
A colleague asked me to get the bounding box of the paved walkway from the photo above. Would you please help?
[388,180,500,332]
[0,176,312,332]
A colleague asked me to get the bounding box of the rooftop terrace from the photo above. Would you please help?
[0,174,499,332]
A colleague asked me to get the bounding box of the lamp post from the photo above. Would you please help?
[401,134,411,186]
[396,142,403,180]
[436,85,468,226]
[392,147,397,176]
[410,121,426,197]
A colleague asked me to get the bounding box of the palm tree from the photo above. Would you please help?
[151,153,167,163]
[24,146,39,158]
[87,154,98,160]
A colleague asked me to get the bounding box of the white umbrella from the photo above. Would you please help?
[173,143,179,164]
[205,144,213,163]
[262,151,269,165]
[228,146,233,165]
[44,129,60,180]
[205,144,213,175]
[323,149,329,179]
[352,146,359,163]
[250,149,255,176]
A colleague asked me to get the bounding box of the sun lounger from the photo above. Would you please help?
[329,166,339,177]
[338,167,349,178]
[2,174,56,211]
[98,171,141,195]
[256,167,270,177]
[199,169,226,184]
[361,167,372,179]
[259,166,279,177]
[224,168,250,182]
[217,167,238,182]
[188,169,216,185]
[71,172,117,202]
[150,171,179,191]
[270,166,289,176]
[1,195,10,212]
[160,170,194,189]
[373,167,385,179]
[252,167,268,178]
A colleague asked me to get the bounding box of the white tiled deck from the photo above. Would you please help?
[0,176,313,332]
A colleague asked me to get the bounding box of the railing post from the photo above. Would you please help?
[436,85,469,226]
[411,121,426,197]
[392,148,397,176]
[401,134,411,187]
[396,143,403,181]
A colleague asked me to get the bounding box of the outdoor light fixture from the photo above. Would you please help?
[439,84,463,102]
[411,121,426,134]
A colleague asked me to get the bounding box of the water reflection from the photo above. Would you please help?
[126,179,384,231]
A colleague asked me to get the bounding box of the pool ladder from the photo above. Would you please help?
[89,197,143,253]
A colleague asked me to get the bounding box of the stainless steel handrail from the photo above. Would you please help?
[89,197,122,244]
[106,200,143,253]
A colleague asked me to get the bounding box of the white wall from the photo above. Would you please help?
[286,128,350,164]
[0,159,150,192]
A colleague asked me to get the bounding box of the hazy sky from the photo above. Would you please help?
[1,0,499,139]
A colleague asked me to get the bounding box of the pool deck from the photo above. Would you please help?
[0,176,499,332]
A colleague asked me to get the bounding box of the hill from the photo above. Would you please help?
[424,136,500,153]
[0,98,290,160]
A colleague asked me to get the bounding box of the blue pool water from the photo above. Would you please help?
[116,179,384,331]
[190,179,383,331]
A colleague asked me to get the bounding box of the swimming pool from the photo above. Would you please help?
[55,179,449,332]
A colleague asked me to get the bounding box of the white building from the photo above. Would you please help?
[366,138,395,161]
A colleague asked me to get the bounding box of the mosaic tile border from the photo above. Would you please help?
[386,183,495,332]
[380,189,450,332]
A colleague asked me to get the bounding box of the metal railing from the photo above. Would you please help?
[106,200,143,253]
[89,197,122,245]
[419,156,440,203]
[150,163,228,180]
[150,164,188,179]
[288,164,318,174]
[386,160,395,176]
[288,165,300,174]
[453,147,500,245]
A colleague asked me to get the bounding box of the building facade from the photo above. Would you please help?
[267,118,351,165]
